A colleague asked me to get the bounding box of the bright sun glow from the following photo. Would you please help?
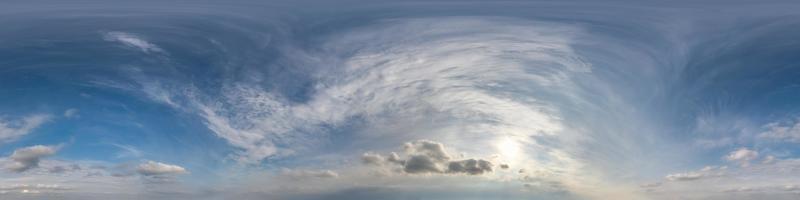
[496,137,522,163]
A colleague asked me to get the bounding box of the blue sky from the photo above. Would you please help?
[2,0,800,199]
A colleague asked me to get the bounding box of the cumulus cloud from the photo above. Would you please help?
[361,153,385,165]
[103,31,164,53]
[403,141,451,162]
[362,140,494,175]
[404,155,444,174]
[725,148,759,167]
[4,145,59,173]
[136,161,188,177]
[0,114,51,143]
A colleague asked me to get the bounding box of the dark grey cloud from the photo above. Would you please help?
[447,159,493,175]
[404,155,444,174]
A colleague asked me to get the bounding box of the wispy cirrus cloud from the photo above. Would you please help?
[0,114,51,143]
[758,120,800,143]
[103,31,164,53]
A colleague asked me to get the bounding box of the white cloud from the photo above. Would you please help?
[361,152,385,165]
[110,143,143,159]
[650,159,800,199]
[0,114,51,143]
[0,184,70,194]
[403,140,451,162]
[0,158,188,197]
[63,108,79,118]
[104,17,668,199]
[103,31,164,53]
[725,148,759,167]
[135,161,188,176]
[783,185,800,191]
[758,120,800,142]
[281,169,339,179]
[722,186,759,193]
[665,172,704,181]
[4,145,59,172]
[176,18,580,165]
[762,155,777,164]
[664,165,727,182]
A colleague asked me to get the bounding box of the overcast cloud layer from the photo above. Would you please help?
[2,0,800,199]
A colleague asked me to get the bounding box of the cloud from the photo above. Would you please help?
[665,172,704,181]
[103,31,164,53]
[48,164,81,174]
[653,159,800,199]
[281,169,339,179]
[664,166,727,181]
[783,185,800,191]
[446,159,493,175]
[403,140,451,162]
[725,148,759,167]
[758,121,800,143]
[722,186,760,193]
[762,155,777,164]
[361,153,385,165]
[520,174,568,192]
[404,155,444,174]
[639,182,662,188]
[120,17,579,166]
[136,161,188,177]
[0,184,71,194]
[4,145,59,172]
[110,143,144,158]
[362,140,494,175]
[63,108,79,118]
[0,114,51,143]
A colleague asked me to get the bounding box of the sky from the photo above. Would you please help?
[1,0,800,199]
